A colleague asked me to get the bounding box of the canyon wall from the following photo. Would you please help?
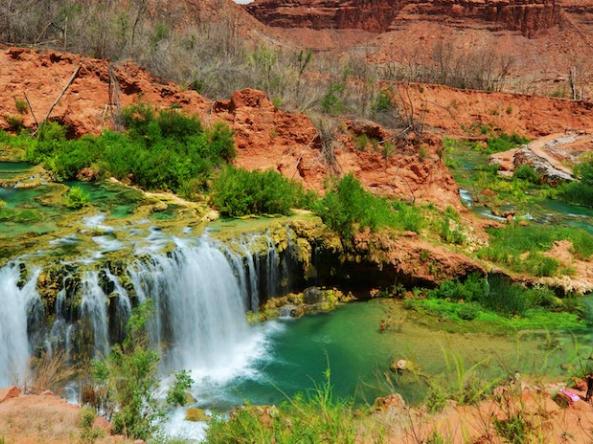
[246,0,563,37]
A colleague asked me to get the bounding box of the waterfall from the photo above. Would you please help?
[0,230,294,386]
[128,239,259,382]
[0,265,40,386]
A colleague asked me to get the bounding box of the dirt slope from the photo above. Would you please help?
[0,47,459,206]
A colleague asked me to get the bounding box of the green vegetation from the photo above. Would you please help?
[443,137,551,209]
[64,186,90,210]
[559,158,593,209]
[2,106,235,196]
[166,370,194,407]
[206,370,360,444]
[314,175,424,238]
[405,274,588,332]
[91,302,162,440]
[478,224,593,276]
[485,133,528,154]
[212,167,315,217]
[79,406,104,444]
[14,97,28,115]
[513,164,541,184]
[439,206,465,245]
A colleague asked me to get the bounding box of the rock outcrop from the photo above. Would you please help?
[246,0,562,37]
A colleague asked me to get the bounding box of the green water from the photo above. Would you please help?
[0,161,33,179]
[203,300,592,409]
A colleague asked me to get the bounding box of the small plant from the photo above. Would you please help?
[494,413,530,444]
[79,406,104,444]
[354,134,369,151]
[64,186,91,210]
[321,82,347,116]
[5,114,24,131]
[381,141,395,159]
[166,370,194,407]
[14,97,28,114]
[418,145,428,161]
[372,90,393,113]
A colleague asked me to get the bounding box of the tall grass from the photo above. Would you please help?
[478,224,593,276]
[206,369,359,444]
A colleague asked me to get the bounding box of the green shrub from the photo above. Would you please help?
[64,186,90,209]
[5,114,24,131]
[320,82,347,115]
[14,97,28,114]
[212,167,314,217]
[166,370,194,407]
[79,406,104,444]
[559,159,593,208]
[486,133,528,153]
[10,107,236,194]
[513,164,541,184]
[92,302,162,441]
[372,90,392,113]
[315,175,426,238]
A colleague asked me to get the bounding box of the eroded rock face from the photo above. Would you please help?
[245,0,562,37]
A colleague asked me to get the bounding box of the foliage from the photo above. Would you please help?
[14,97,28,114]
[478,224,593,276]
[91,302,162,440]
[166,370,194,407]
[211,167,315,217]
[64,186,91,209]
[559,159,593,208]
[314,174,425,239]
[372,90,393,113]
[320,82,347,115]
[485,133,528,154]
[5,114,24,131]
[494,414,530,444]
[206,369,358,444]
[439,206,465,244]
[408,272,588,331]
[513,164,541,184]
[425,350,500,413]
[9,107,235,194]
[79,406,104,444]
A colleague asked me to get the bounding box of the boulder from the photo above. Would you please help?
[0,386,21,403]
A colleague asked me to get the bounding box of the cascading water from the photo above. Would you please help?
[0,228,298,390]
[0,265,40,386]
[128,238,265,382]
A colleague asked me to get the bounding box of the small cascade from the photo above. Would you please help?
[0,265,40,386]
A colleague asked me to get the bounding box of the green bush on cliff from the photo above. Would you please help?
[14,107,236,194]
[212,167,315,216]
[314,174,424,238]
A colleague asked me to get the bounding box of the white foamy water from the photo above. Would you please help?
[0,265,40,386]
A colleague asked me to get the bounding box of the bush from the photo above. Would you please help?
[166,370,194,407]
[10,107,236,194]
[212,167,315,217]
[64,186,90,209]
[486,133,528,153]
[14,97,28,114]
[513,164,541,184]
[91,302,162,441]
[315,175,426,238]
[559,159,593,208]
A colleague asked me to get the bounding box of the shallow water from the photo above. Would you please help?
[191,300,593,409]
